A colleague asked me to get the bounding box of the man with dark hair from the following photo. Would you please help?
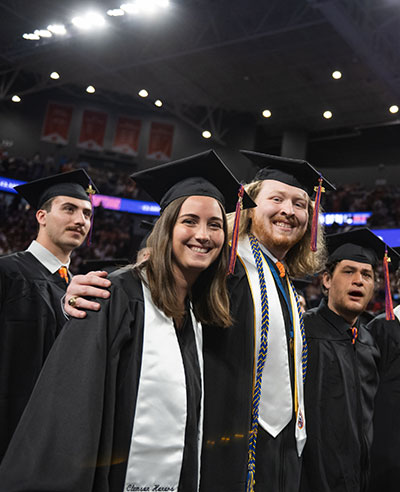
[0,170,97,461]
[367,266,400,492]
[300,228,398,492]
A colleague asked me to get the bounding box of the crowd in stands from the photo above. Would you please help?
[1,150,399,314]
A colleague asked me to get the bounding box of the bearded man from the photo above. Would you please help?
[200,151,333,492]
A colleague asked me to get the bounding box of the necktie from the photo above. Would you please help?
[58,266,69,284]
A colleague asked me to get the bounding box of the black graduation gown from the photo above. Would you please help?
[300,299,380,492]
[0,251,68,461]
[0,268,201,492]
[201,258,301,492]
[366,313,400,492]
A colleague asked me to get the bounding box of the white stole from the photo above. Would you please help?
[124,283,204,491]
[394,304,400,323]
[238,236,307,456]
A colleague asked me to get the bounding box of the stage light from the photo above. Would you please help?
[138,89,148,97]
[22,33,40,40]
[72,12,105,30]
[107,9,125,16]
[136,0,157,14]
[154,99,163,107]
[323,110,333,119]
[202,130,212,139]
[34,29,52,38]
[11,95,21,103]
[47,24,67,35]
[50,72,60,80]
[86,85,96,94]
[389,105,399,114]
[262,109,272,118]
[332,70,342,80]
[120,3,139,14]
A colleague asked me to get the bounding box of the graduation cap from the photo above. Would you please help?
[326,228,400,320]
[241,151,335,196]
[130,150,256,214]
[14,169,98,210]
[241,150,336,252]
[131,150,256,274]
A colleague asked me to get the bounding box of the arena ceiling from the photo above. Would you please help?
[2,0,400,145]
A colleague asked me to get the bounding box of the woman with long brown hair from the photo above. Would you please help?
[0,150,254,492]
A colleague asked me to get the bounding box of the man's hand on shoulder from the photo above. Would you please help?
[65,270,111,318]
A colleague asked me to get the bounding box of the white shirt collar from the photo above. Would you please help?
[26,240,70,274]
[258,241,280,264]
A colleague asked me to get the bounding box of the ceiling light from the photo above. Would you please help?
[86,85,96,94]
[47,24,67,35]
[136,0,157,14]
[332,70,342,80]
[107,9,125,16]
[323,110,333,119]
[50,72,60,80]
[120,3,139,14]
[34,29,52,38]
[262,109,272,118]
[72,12,105,30]
[389,105,399,114]
[157,0,170,6]
[138,89,148,98]
[22,33,40,40]
[202,130,212,139]
[87,12,106,26]
[11,95,21,103]
[154,99,163,107]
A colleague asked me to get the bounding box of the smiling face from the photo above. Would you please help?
[36,195,92,260]
[171,195,225,286]
[250,179,309,260]
[323,259,375,324]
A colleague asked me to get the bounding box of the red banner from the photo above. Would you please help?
[147,121,174,161]
[112,116,141,156]
[41,102,73,145]
[78,110,108,151]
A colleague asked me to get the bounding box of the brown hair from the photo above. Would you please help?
[136,196,231,328]
[227,180,327,277]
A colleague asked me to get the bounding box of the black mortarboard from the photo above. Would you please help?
[241,150,336,196]
[130,150,256,213]
[326,228,400,268]
[15,169,98,210]
[326,228,400,320]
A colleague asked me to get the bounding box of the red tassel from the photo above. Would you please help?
[383,249,395,321]
[228,185,244,275]
[310,177,324,252]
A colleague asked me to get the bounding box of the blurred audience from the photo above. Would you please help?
[1,151,399,313]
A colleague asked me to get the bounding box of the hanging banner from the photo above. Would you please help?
[147,122,174,161]
[41,102,73,145]
[112,116,141,156]
[77,110,108,151]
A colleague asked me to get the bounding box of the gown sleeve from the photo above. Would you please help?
[0,269,144,492]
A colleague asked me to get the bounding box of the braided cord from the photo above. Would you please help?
[246,234,270,492]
